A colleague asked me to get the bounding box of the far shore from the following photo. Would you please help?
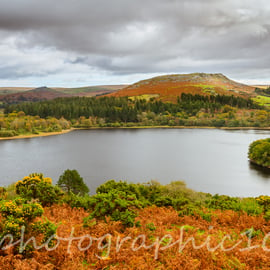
[0,128,74,141]
[1,125,270,141]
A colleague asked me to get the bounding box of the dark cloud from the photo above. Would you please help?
[0,0,269,84]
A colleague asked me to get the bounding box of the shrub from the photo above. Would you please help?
[264,210,270,221]
[205,194,241,211]
[154,196,174,207]
[178,203,199,217]
[97,180,151,207]
[172,197,190,210]
[96,180,140,199]
[16,173,63,206]
[136,180,163,204]
[62,193,93,210]
[159,181,209,202]
[256,195,270,212]
[240,198,263,216]
[0,198,57,255]
[83,190,143,227]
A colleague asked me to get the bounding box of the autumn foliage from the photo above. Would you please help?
[1,177,270,269]
[108,73,255,102]
[0,204,270,269]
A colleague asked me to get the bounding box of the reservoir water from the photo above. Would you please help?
[1,128,270,197]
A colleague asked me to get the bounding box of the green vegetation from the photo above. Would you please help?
[248,138,270,168]
[2,93,268,135]
[129,94,160,101]
[255,87,270,97]
[5,94,259,121]
[16,173,63,206]
[3,174,270,229]
[0,111,71,137]
[83,190,142,228]
[0,198,57,255]
[2,169,270,266]
[252,95,270,107]
[57,169,89,195]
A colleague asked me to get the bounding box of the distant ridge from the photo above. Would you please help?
[0,85,128,103]
[107,73,256,102]
[0,86,71,104]
[52,85,128,97]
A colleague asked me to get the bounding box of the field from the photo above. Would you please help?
[252,96,270,107]
[128,94,160,101]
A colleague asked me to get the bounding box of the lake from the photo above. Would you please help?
[1,128,270,197]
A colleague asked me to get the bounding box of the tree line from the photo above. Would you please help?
[4,94,261,123]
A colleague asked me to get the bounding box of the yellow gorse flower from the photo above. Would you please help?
[16,173,53,188]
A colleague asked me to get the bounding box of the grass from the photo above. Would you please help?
[129,94,160,101]
[252,95,270,107]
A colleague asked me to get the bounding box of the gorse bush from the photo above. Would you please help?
[96,179,162,206]
[205,194,241,211]
[16,173,63,206]
[62,192,93,210]
[154,196,174,207]
[6,173,270,233]
[84,190,143,227]
[96,180,141,199]
[255,195,270,220]
[0,198,57,255]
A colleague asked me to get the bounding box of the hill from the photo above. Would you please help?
[0,85,128,104]
[252,85,270,89]
[0,87,33,96]
[107,73,256,102]
[0,87,71,104]
[53,85,128,97]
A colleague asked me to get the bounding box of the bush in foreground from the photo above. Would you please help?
[15,173,63,206]
[0,197,57,255]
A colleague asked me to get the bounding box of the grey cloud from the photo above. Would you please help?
[0,0,270,82]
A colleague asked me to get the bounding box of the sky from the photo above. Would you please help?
[0,0,270,87]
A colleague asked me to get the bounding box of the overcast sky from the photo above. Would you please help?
[0,0,269,87]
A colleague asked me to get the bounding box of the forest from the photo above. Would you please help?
[4,94,260,120]
[1,94,269,137]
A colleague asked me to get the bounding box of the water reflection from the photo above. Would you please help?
[249,162,270,179]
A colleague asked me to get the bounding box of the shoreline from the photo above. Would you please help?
[0,128,74,141]
[1,125,270,141]
[74,125,270,130]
